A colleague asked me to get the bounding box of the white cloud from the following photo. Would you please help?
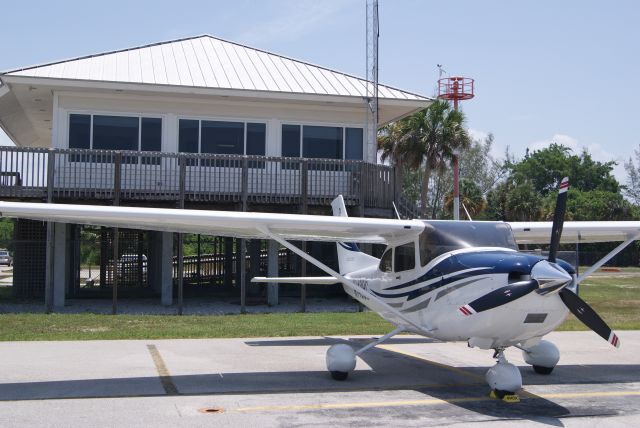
[234,1,349,46]
[527,134,626,184]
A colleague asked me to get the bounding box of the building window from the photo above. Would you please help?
[303,126,343,159]
[178,119,266,167]
[345,128,364,160]
[281,124,363,161]
[68,113,162,163]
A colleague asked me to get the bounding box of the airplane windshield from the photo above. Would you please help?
[419,221,517,266]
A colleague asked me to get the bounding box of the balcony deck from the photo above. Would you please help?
[0,147,403,215]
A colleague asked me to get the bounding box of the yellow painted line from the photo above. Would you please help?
[540,391,640,399]
[234,390,640,413]
[147,344,179,396]
[378,344,486,382]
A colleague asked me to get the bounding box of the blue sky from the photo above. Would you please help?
[1,0,638,182]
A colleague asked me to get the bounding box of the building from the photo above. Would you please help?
[0,35,431,311]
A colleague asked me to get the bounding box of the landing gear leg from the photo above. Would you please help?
[325,327,405,381]
[486,348,522,402]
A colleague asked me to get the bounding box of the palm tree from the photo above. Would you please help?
[444,179,486,218]
[379,100,471,218]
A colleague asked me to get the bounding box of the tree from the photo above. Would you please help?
[443,179,486,219]
[378,100,471,218]
[624,145,640,205]
[486,143,627,222]
[510,143,618,196]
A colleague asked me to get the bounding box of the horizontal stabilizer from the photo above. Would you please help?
[251,276,339,284]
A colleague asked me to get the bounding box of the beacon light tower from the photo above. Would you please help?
[437,76,474,220]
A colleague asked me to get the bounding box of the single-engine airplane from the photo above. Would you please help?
[0,177,636,400]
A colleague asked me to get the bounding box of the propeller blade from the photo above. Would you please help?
[459,280,538,316]
[548,177,569,263]
[559,288,620,348]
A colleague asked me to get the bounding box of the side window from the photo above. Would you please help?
[394,242,416,272]
[379,248,393,272]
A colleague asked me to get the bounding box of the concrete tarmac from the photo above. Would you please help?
[0,331,638,427]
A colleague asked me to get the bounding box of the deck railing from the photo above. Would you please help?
[0,147,398,210]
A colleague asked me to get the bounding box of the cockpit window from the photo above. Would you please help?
[419,221,518,266]
[379,248,393,272]
[394,242,415,272]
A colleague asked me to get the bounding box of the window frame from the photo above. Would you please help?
[178,117,267,167]
[280,123,365,162]
[67,111,164,164]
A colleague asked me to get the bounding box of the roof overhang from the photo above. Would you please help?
[0,75,431,148]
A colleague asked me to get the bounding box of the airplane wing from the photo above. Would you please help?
[0,201,424,244]
[508,221,640,244]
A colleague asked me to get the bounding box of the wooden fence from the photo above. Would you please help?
[0,147,398,210]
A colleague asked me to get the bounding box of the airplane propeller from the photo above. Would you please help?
[460,176,621,348]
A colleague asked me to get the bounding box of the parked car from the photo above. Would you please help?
[0,249,13,266]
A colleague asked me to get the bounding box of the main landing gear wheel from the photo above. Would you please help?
[486,349,522,403]
[326,344,356,381]
[522,340,559,375]
[533,365,554,375]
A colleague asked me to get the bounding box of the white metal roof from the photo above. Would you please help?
[3,35,428,102]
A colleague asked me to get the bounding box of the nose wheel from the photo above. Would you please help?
[486,348,522,402]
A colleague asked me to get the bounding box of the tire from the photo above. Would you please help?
[533,365,554,375]
[330,371,349,381]
[493,389,512,399]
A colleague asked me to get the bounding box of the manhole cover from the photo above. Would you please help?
[198,407,225,414]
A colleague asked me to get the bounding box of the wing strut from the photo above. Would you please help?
[577,232,640,284]
[354,326,406,355]
[260,227,423,332]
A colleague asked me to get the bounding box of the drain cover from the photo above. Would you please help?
[198,407,225,414]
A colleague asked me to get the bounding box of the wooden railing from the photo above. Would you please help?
[0,147,398,210]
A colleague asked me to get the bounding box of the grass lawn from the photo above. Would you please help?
[559,276,640,331]
[0,274,637,341]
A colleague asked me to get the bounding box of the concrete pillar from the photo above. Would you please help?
[160,232,173,306]
[267,240,279,306]
[52,223,68,308]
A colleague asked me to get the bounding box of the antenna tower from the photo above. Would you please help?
[365,0,379,160]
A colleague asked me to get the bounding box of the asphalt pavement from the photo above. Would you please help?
[0,331,638,427]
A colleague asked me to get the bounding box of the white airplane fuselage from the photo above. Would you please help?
[342,246,572,349]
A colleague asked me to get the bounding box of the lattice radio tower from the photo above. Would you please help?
[365,0,379,161]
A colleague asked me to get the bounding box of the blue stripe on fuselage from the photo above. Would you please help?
[373,250,544,301]
[338,242,360,252]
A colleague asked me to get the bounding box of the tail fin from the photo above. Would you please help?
[331,195,379,274]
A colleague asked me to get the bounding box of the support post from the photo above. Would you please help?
[160,232,173,306]
[112,228,119,315]
[239,238,246,313]
[177,233,184,315]
[224,237,233,287]
[301,160,308,212]
[300,241,307,313]
[112,151,122,315]
[45,149,55,312]
[267,240,279,306]
[177,154,186,315]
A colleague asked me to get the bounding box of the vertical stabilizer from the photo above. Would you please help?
[331,195,379,274]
